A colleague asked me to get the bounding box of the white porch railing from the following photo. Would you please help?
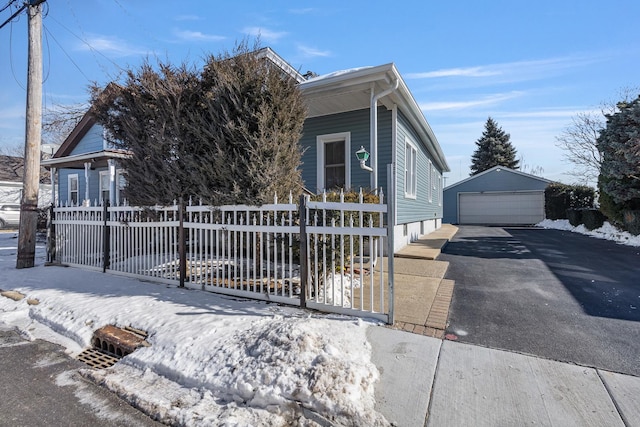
[49,191,393,323]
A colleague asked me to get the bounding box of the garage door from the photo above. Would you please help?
[458,191,544,225]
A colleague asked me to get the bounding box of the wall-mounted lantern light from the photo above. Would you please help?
[355,146,373,172]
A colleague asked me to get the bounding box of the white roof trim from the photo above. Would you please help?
[41,150,131,167]
[299,63,450,172]
[444,165,551,191]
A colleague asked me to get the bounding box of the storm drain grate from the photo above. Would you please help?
[77,347,121,369]
[76,325,150,369]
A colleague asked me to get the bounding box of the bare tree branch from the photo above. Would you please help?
[42,103,87,146]
[555,111,603,184]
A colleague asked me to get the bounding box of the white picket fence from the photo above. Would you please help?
[50,191,393,323]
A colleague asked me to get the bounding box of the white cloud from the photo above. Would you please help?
[174,29,225,42]
[242,26,288,43]
[497,107,600,119]
[407,54,604,84]
[420,91,524,112]
[407,67,500,79]
[296,44,331,59]
[76,35,147,57]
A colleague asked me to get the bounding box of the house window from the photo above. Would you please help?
[438,173,442,206]
[404,140,417,198]
[99,171,110,204]
[68,174,79,205]
[317,132,351,191]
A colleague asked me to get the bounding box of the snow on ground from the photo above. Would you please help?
[0,231,389,426]
[536,219,640,247]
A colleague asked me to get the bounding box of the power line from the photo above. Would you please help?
[9,21,25,90]
[47,13,125,73]
[0,2,26,30]
[0,0,17,14]
[42,23,90,82]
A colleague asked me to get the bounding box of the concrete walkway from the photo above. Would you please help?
[392,224,458,337]
[369,224,640,426]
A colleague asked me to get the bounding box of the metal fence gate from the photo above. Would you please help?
[49,191,394,323]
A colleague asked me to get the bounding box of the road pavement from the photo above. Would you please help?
[0,325,161,427]
[440,225,640,377]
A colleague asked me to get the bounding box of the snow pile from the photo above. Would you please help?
[317,272,362,307]
[537,219,640,247]
[0,233,388,426]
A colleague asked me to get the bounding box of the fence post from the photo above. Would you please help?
[387,163,395,325]
[178,197,186,288]
[102,201,110,273]
[299,194,308,308]
[46,203,56,265]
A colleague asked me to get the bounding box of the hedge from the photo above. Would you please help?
[545,183,595,220]
[582,209,606,231]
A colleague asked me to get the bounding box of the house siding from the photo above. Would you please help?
[58,167,107,205]
[395,111,443,225]
[300,107,392,194]
[56,122,109,205]
[69,123,105,155]
[443,168,549,223]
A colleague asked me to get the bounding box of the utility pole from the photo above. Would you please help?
[17,0,46,269]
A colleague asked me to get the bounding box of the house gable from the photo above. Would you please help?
[68,121,105,156]
[444,166,550,193]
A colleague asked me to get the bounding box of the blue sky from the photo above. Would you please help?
[1,0,639,185]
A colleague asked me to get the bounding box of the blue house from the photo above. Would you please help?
[298,64,449,250]
[44,49,449,251]
[41,112,129,207]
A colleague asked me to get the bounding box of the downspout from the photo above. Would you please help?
[370,78,399,191]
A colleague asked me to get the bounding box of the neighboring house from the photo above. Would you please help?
[443,166,551,225]
[41,112,130,207]
[43,49,449,251]
[0,155,52,207]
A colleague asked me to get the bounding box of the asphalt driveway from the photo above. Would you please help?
[440,225,640,377]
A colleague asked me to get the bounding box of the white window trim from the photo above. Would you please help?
[404,138,417,199]
[316,132,351,192]
[438,173,442,206]
[68,174,79,206]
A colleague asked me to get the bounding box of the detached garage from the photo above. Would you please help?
[443,166,551,225]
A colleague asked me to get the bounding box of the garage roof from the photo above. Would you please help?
[444,165,551,191]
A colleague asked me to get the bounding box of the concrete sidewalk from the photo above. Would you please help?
[370,224,640,426]
[369,327,640,427]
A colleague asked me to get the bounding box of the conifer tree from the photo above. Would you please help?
[90,41,306,206]
[596,95,640,224]
[470,117,519,175]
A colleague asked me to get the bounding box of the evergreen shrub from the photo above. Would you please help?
[566,209,583,227]
[582,209,606,231]
[545,183,595,220]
